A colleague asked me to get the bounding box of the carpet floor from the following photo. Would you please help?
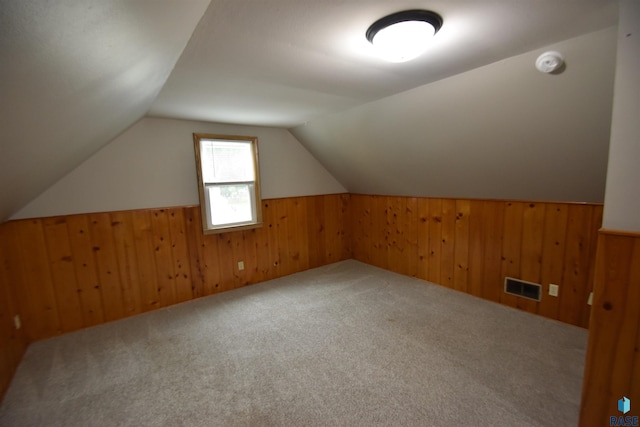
[0,260,587,426]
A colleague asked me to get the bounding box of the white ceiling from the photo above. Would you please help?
[149,0,618,127]
[0,0,619,221]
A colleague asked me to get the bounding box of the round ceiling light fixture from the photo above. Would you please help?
[366,10,443,63]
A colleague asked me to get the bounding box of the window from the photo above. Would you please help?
[193,133,262,234]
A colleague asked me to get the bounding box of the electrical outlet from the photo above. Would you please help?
[587,292,593,306]
[237,261,244,271]
[549,284,559,297]
[14,315,21,330]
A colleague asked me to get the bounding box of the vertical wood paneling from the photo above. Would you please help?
[184,207,206,298]
[427,198,442,285]
[255,201,275,281]
[0,193,605,402]
[350,195,601,327]
[42,218,84,332]
[167,208,193,303]
[520,203,545,284]
[339,195,351,261]
[131,210,161,311]
[440,199,456,289]
[416,198,430,280]
[287,198,309,273]
[216,233,237,292]
[500,202,525,310]
[405,197,419,278]
[389,196,417,277]
[242,229,259,284]
[12,220,61,340]
[583,205,603,328]
[467,200,485,298]
[323,195,346,265]
[559,205,596,326]
[0,192,600,362]
[370,196,387,270]
[149,210,177,308]
[230,231,246,287]
[453,200,470,293]
[308,196,328,268]
[66,215,105,326]
[89,213,125,321]
[201,231,222,295]
[275,200,292,275]
[481,201,504,303]
[111,211,143,316]
[0,222,28,402]
[0,194,350,345]
[262,200,280,278]
[386,196,401,275]
[538,204,569,320]
[517,202,545,314]
[580,230,640,426]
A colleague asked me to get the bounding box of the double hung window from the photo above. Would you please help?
[193,133,262,233]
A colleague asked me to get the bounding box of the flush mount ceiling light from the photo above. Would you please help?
[366,10,443,63]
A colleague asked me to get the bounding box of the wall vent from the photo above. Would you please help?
[504,277,541,301]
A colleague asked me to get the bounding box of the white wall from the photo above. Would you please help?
[291,28,617,203]
[12,117,346,219]
[602,0,640,232]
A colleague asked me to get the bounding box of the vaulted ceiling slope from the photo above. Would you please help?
[291,27,617,203]
[0,0,618,222]
[0,0,211,222]
[149,0,618,127]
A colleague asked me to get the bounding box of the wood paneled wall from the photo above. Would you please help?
[0,194,350,343]
[0,223,28,402]
[0,192,605,402]
[580,230,640,425]
[350,195,603,328]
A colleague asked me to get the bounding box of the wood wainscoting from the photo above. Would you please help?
[0,224,27,402]
[0,192,605,402]
[350,195,603,328]
[0,194,351,344]
[580,229,640,426]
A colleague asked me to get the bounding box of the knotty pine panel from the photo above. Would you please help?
[0,195,351,343]
[453,199,471,293]
[480,201,505,303]
[111,211,144,317]
[0,223,28,402]
[580,230,640,426]
[350,195,602,328]
[0,192,606,403]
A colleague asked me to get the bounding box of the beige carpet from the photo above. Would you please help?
[0,260,587,426]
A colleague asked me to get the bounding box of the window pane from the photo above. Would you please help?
[207,184,254,226]
[200,140,254,183]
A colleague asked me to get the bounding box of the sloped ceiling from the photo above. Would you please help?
[0,0,619,222]
[291,27,617,203]
[0,0,211,222]
[149,0,617,127]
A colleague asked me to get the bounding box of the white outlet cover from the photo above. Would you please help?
[238,261,245,271]
[549,284,559,297]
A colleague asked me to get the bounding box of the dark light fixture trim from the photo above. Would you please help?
[366,9,443,43]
